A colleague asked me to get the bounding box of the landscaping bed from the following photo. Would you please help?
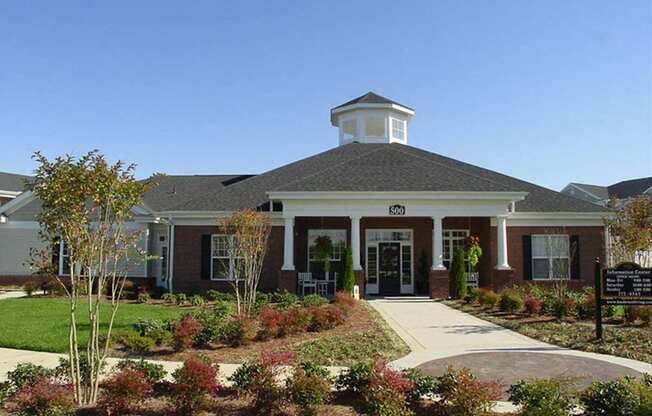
[443,284,652,365]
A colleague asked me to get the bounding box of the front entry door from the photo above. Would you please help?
[378,242,401,296]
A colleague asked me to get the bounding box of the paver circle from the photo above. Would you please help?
[417,351,643,394]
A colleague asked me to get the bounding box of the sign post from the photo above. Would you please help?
[594,260,652,341]
[593,258,603,340]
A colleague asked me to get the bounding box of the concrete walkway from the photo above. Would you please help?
[369,297,652,375]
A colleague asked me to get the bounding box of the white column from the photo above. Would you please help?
[432,216,446,270]
[496,215,511,269]
[282,216,295,271]
[350,215,362,270]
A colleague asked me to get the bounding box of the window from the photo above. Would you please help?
[365,117,385,137]
[211,235,240,280]
[401,245,412,285]
[342,119,357,141]
[307,229,347,273]
[59,240,71,276]
[531,235,570,280]
[391,119,405,141]
[443,230,469,269]
[367,246,378,285]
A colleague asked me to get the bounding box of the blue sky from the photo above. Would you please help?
[1,1,650,190]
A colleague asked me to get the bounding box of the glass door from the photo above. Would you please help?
[379,242,401,295]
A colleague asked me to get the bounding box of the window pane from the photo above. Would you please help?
[212,235,229,257]
[367,246,377,284]
[365,117,385,137]
[550,236,569,257]
[531,236,547,257]
[212,258,229,279]
[342,119,356,139]
[551,258,569,279]
[392,119,405,140]
[532,258,549,279]
[401,245,411,285]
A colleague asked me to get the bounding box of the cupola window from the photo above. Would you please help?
[342,119,357,141]
[365,117,385,137]
[391,118,406,141]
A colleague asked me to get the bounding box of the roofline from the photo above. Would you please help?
[508,211,611,220]
[267,190,528,201]
[565,183,606,201]
[0,190,21,199]
[0,191,34,216]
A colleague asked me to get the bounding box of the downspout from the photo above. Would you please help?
[168,218,175,293]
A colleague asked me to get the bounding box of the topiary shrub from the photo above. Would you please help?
[341,247,356,294]
[171,354,220,415]
[287,362,332,416]
[449,248,467,299]
[508,378,577,416]
[98,367,153,415]
[499,289,524,313]
[302,293,328,307]
[435,366,502,416]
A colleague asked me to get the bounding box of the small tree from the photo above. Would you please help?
[313,235,333,274]
[219,209,271,315]
[606,195,652,267]
[449,248,467,299]
[29,151,150,405]
[341,247,355,294]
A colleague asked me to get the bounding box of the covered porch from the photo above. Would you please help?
[271,191,524,299]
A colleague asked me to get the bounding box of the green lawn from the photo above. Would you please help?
[0,297,183,353]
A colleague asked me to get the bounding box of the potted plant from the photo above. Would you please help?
[465,236,483,287]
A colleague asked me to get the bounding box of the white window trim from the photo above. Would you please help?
[58,240,70,276]
[210,234,240,281]
[391,118,406,141]
[443,229,470,265]
[531,234,571,280]
[307,229,347,272]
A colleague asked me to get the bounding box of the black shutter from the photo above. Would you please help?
[200,235,212,280]
[52,237,61,274]
[570,235,580,280]
[523,235,532,280]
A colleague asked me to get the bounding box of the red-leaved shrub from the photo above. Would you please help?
[362,356,415,416]
[171,354,221,415]
[435,366,503,416]
[279,306,311,336]
[258,307,284,340]
[334,292,357,314]
[524,295,543,316]
[172,315,203,351]
[7,378,76,416]
[98,368,153,415]
[308,304,345,332]
[220,314,257,346]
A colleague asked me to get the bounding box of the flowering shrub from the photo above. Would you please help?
[279,306,311,336]
[230,351,295,415]
[362,356,415,416]
[7,379,75,416]
[334,291,357,313]
[524,294,543,316]
[171,355,220,415]
[308,304,345,332]
[258,307,284,340]
[98,368,153,415]
[435,366,502,416]
[172,315,204,351]
[220,314,257,347]
[287,362,332,416]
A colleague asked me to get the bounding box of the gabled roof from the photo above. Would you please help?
[608,177,652,199]
[177,143,608,213]
[0,172,31,193]
[567,183,609,200]
[332,92,414,111]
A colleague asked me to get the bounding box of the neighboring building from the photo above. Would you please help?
[0,172,31,206]
[561,177,652,207]
[0,92,610,297]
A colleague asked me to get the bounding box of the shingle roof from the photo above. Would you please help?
[0,172,31,192]
[608,177,652,199]
[332,92,414,111]
[568,183,609,200]
[177,143,608,213]
[142,174,254,212]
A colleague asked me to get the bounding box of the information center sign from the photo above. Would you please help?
[601,268,652,305]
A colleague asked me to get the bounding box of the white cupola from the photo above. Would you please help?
[330,92,414,146]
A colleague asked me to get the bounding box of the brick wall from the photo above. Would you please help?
[172,225,283,294]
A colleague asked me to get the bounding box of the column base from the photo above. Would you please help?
[486,268,516,291]
[429,269,449,299]
[278,270,297,294]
